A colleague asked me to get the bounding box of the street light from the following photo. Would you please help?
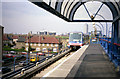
[27,31,32,64]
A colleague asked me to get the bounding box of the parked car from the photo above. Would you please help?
[5,54,13,58]
[21,52,27,55]
[19,61,29,66]
[2,67,11,74]
[37,52,45,56]
[10,51,16,54]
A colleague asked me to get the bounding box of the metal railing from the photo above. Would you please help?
[99,38,120,71]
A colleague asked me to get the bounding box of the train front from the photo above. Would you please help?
[68,32,83,50]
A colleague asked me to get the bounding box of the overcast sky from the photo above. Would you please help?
[1,0,112,35]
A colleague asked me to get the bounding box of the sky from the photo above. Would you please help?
[1,0,112,35]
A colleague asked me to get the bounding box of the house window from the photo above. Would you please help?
[36,48,40,51]
[42,48,47,52]
[26,47,28,51]
[55,44,58,47]
[53,48,57,52]
[51,44,53,46]
[26,43,28,46]
[30,43,32,46]
[42,44,45,46]
[38,44,41,46]
[47,44,49,46]
[34,43,36,46]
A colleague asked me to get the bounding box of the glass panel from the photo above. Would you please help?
[67,1,77,18]
[43,0,50,5]
[69,33,82,41]
[61,0,69,15]
[64,0,74,17]
[50,0,57,9]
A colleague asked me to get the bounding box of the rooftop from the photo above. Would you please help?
[25,36,60,44]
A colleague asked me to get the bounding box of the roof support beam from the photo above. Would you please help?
[113,15,120,23]
[72,20,113,22]
[83,3,92,20]
[93,3,104,20]
[33,2,71,22]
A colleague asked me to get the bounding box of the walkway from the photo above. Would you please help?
[67,44,118,77]
[33,44,118,79]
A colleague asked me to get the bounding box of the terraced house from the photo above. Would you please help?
[25,36,62,53]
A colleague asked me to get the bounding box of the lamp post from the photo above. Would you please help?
[38,31,41,52]
[27,31,32,64]
[13,57,16,72]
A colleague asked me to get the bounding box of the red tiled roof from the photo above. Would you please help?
[12,35,19,39]
[25,36,59,44]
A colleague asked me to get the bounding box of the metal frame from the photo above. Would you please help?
[63,0,69,16]
[83,3,92,20]
[72,20,112,22]
[69,1,119,21]
[113,15,120,23]
[32,2,71,21]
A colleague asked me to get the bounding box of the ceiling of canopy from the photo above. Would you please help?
[29,0,120,22]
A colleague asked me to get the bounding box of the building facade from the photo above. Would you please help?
[25,36,61,53]
[15,37,26,49]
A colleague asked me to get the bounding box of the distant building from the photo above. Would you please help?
[25,36,61,53]
[48,31,56,35]
[3,34,13,46]
[15,36,26,49]
[39,31,46,35]
[84,23,88,34]
[11,35,19,43]
[38,31,56,36]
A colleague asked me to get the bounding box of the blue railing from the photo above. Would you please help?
[99,38,120,71]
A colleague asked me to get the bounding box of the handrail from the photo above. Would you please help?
[113,43,120,46]
[100,38,120,46]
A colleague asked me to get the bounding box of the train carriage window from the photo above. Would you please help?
[69,33,82,41]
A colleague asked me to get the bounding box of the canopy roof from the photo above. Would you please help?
[29,0,120,22]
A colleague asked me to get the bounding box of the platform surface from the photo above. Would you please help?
[67,44,118,78]
[35,44,118,79]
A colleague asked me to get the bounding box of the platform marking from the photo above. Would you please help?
[41,47,83,79]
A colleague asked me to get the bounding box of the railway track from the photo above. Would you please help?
[2,48,71,79]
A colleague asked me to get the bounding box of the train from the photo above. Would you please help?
[67,32,89,50]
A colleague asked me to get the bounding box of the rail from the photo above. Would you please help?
[2,48,71,79]
[14,48,71,79]
[99,38,120,71]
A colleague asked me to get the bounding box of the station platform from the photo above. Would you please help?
[67,44,118,78]
[34,44,119,79]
